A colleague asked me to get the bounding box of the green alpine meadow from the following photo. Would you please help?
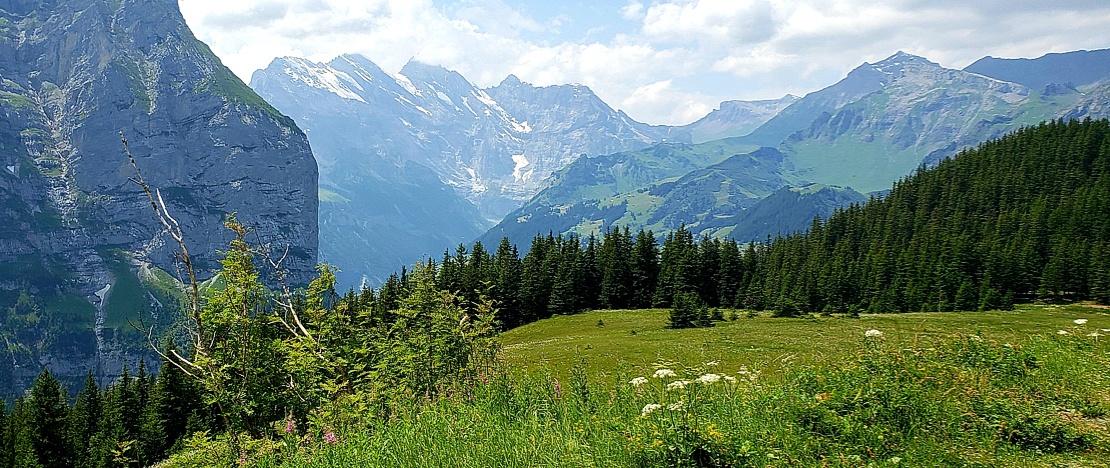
[4,1,1110,467]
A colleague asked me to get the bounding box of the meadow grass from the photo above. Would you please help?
[165,305,1110,467]
[501,304,1109,379]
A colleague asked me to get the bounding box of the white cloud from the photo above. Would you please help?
[621,1,644,20]
[622,80,714,124]
[179,0,1110,126]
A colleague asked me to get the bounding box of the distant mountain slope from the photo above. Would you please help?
[0,0,317,397]
[251,55,687,286]
[483,49,1110,249]
[679,95,798,143]
[700,184,867,242]
[964,49,1110,90]
[479,145,790,246]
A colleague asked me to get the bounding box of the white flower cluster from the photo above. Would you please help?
[696,373,722,384]
[653,368,677,379]
[641,403,662,417]
[629,377,649,387]
[666,380,690,391]
[865,329,883,338]
[1074,318,1088,325]
[667,400,686,411]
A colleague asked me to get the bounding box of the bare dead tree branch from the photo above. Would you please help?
[120,131,206,373]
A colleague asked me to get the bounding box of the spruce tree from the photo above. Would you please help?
[4,398,39,468]
[29,369,71,468]
[67,372,101,468]
[151,345,202,458]
[491,238,524,329]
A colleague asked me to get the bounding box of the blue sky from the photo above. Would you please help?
[179,0,1110,125]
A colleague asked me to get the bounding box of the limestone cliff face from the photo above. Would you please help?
[0,0,318,397]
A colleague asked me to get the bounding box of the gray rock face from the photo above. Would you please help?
[0,0,317,397]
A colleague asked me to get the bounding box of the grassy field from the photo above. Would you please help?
[157,303,1110,467]
[502,304,1110,379]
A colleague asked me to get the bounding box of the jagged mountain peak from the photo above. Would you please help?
[400,60,470,86]
[261,56,368,103]
[855,51,944,80]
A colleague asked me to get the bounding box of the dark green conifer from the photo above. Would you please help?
[29,369,71,468]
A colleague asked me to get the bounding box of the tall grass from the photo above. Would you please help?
[163,323,1110,467]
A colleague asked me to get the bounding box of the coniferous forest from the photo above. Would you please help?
[2,120,1109,466]
[416,119,1110,327]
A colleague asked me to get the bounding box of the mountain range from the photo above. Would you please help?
[250,55,795,286]
[5,0,1110,400]
[481,49,1110,249]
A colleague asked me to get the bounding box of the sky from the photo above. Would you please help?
[178,0,1110,126]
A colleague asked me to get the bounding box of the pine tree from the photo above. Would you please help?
[631,230,660,309]
[4,397,39,468]
[29,369,71,468]
[598,228,633,309]
[668,292,712,329]
[491,238,524,329]
[67,372,101,468]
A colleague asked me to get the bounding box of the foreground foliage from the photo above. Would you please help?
[156,320,1109,467]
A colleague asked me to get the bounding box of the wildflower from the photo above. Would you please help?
[722,375,738,384]
[1088,332,1102,337]
[666,380,689,391]
[284,419,296,434]
[815,392,831,402]
[1057,330,1069,335]
[696,373,721,385]
[704,360,719,367]
[653,369,677,379]
[641,403,662,417]
[553,379,563,397]
[323,431,338,445]
[865,329,883,338]
[667,400,686,411]
[1102,329,1110,333]
[1074,319,1088,325]
[629,376,649,387]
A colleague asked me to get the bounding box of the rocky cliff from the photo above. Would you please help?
[0,0,318,398]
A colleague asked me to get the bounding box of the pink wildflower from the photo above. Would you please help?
[324,430,339,445]
[284,419,296,434]
[553,379,563,397]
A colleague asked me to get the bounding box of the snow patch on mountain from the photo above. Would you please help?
[512,154,531,182]
[281,58,367,103]
[394,73,420,96]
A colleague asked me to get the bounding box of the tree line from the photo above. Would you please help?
[368,119,1110,327]
[0,359,209,468]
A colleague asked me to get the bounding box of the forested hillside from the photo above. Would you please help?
[748,118,1110,313]
[416,119,1110,330]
